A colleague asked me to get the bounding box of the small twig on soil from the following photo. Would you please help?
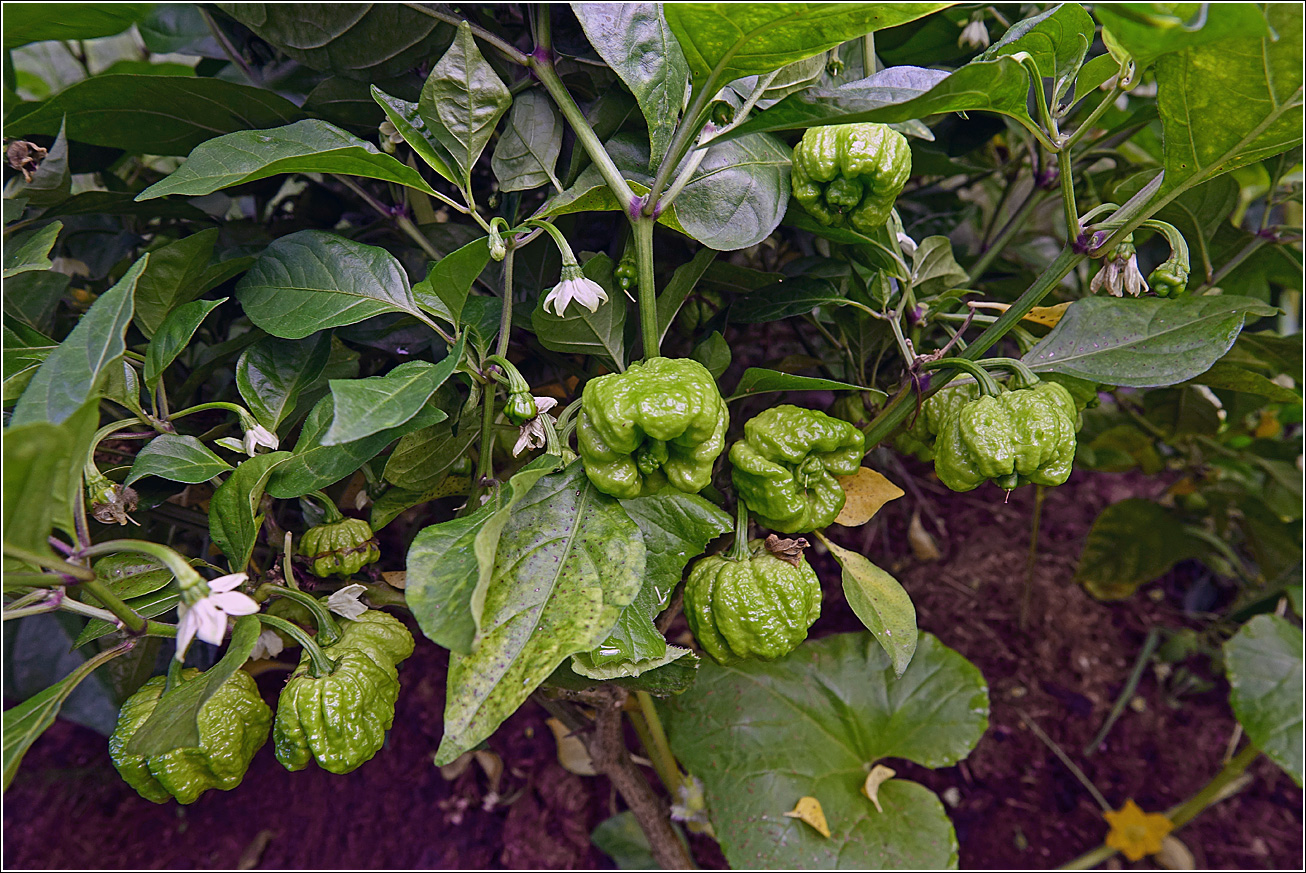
[1083,627,1160,757]
[1020,484,1046,629]
[1017,710,1112,812]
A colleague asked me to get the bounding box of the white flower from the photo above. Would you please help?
[958,18,989,50]
[543,266,608,316]
[175,572,260,661]
[1090,253,1149,297]
[512,396,559,456]
[1122,254,1149,297]
[242,422,279,456]
[327,583,369,620]
[896,232,918,257]
[247,628,285,662]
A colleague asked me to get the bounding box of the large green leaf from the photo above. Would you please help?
[663,4,949,91]
[3,3,154,48]
[10,255,145,427]
[136,120,440,200]
[435,463,645,765]
[663,632,988,869]
[729,368,885,402]
[125,435,233,486]
[235,230,428,339]
[821,536,917,676]
[1225,615,1303,786]
[572,3,689,166]
[412,237,490,325]
[208,452,291,570]
[383,410,481,493]
[130,229,218,338]
[2,269,68,334]
[981,3,1094,104]
[1154,4,1302,197]
[531,254,626,369]
[418,22,512,191]
[728,277,846,322]
[323,335,463,445]
[1023,295,1277,388]
[218,3,453,81]
[1094,3,1272,71]
[675,133,791,251]
[236,332,333,433]
[4,76,303,156]
[2,421,72,557]
[2,222,61,279]
[142,297,226,388]
[491,90,562,192]
[1074,499,1204,600]
[14,117,70,207]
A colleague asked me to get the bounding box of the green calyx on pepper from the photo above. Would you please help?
[1141,219,1192,298]
[109,668,272,804]
[684,534,822,665]
[299,516,380,578]
[891,381,982,462]
[791,122,912,233]
[485,354,539,426]
[577,356,728,499]
[273,608,415,774]
[730,405,864,533]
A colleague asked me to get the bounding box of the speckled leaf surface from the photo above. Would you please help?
[1225,615,1304,786]
[663,632,988,869]
[435,463,645,764]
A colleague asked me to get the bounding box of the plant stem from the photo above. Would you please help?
[1057,148,1081,242]
[628,691,685,797]
[968,190,1048,284]
[256,583,341,647]
[1063,82,1123,151]
[257,614,336,677]
[647,86,714,211]
[919,357,1001,395]
[1083,628,1160,756]
[80,578,147,633]
[633,216,659,359]
[1020,484,1045,629]
[401,2,529,66]
[3,544,95,581]
[496,245,516,358]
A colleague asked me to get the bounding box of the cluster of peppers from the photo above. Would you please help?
[109,560,413,804]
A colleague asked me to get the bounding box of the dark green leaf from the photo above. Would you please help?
[1185,361,1300,402]
[323,334,464,445]
[11,255,144,427]
[2,421,71,557]
[1094,3,1272,70]
[1225,615,1303,785]
[1075,499,1204,600]
[14,117,70,207]
[125,435,233,486]
[590,811,664,870]
[236,332,333,433]
[981,3,1094,103]
[730,368,885,401]
[235,230,429,339]
[822,536,917,676]
[728,276,845,323]
[406,498,501,655]
[87,554,176,602]
[1024,295,1278,387]
[135,120,440,200]
[691,331,731,380]
[1,269,69,334]
[656,247,717,344]
[675,133,792,251]
[131,229,218,338]
[910,235,968,296]
[663,632,988,869]
[2,222,61,279]
[142,297,226,388]
[209,452,291,570]
[384,410,480,492]
[532,253,626,369]
[412,237,490,325]
[4,76,303,156]
[370,86,459,185]
[3,3,154,48]
[491,90,562,192]
[37,191,213,222]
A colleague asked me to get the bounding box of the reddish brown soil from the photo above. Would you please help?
[4,465,1302,870]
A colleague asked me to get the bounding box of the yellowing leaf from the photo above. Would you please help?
[783,795,831,838]
[861,764,896,813]
[973,301,1071,328]
[834,467,904,527]
[907,510,942,562]
[546,717,597,776]
[1103,799,1174,861]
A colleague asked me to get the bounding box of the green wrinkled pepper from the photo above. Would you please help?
[300,517,380,578]
[730,405,864,533]
[892,382,982,461]
[1149,258,1190,297]
[577,356,728,499]
[791,122,912,233]
[684,539,822,664]
[273,609,415,774]
[109,669,271,804]
[934,382,1078,492]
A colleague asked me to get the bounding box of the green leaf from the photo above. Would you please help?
[981,3,1094,104]
[728,276,846,322]
[1225,615,1303,786]
[135,119,440,200]
[142,297,226,388]
[691,331,731,380]
[4,76,304,156]
[418,22,512,191]
[591,811,665,870]
[87,554,176,602]
[14,117,70,207]
[125,435,234,486]
[1154,4,1302,197]
[369,86,459,186]
[73,589,181,649]
[572,645,695,680]
[821,536,917,676]
[3,642,133,789]
[121,615,260,756]
[130,228,219,339]
[573,3,689,166]
[2,222,61,279]
[412,237,490,325]
[323,335,464,445]
[1184,361,1300,403]
[547,652,700,696]
[208,452,291,570]
[910,235,969,297]
[663,632,988,869]
[664,4,949,90]
[2,269,68,334]
[435,463,645,764]
[236,332,333,433]
[218,3,454,81]
[265,395,447,500]
[1094,3,1272,71]
[728,58,1034,139]
[2,421,71,557]
[235,230,429,339]
[383,410,481,492]
[675,133,792,251]
[532,253,626,370]
[406,498,502,655]
[730,368,885,403]
[1074,499,1204,600]
[1023,295,1278,387]
[656,247,718,344]
[3,3,154,48]
[491,90,562,192]
[11,255,145,427]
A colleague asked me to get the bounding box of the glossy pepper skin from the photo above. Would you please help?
[730,405,864,533]
[300,517,380,578]
[1149,259,1190,297]
[577,357,728,499]
[934,382,1078,492]
[792,123,911,233]
[273,609,415,774]
[683,540,822,664]
[892,382,982,461]
[109,669,271,804]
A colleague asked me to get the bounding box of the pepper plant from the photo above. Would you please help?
[2,3,1302,869]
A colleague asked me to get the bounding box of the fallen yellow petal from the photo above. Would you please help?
[1104,799,1174,861]
[862,764,896,813]
[835,468,905,527]
[972,301,1071,328]
[783,795,831,838]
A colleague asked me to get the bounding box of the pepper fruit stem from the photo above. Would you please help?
[919,357,1002,396]
[258,584,342,648]
[728,499,751,562]
[257,614,337,678]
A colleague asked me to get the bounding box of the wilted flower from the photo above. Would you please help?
[543,265,608,316]
[327,583,369,620]
[238,411,279,456]
[513,396,559,456]
[896,232,918,257]
[248,628,285,662]
[1089,233,1148,297]
[175,572,260,660]
[958,16,989,50]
